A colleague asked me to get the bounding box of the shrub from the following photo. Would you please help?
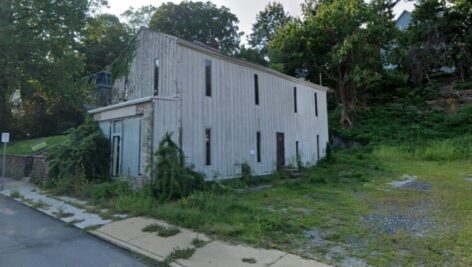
[149,133,204,201]
[90,181,132,201]
[241,162,252,182]
[47,117,110,182]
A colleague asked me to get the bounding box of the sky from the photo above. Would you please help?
[103,0,415,42]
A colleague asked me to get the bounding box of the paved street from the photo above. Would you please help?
[0,194,148,267]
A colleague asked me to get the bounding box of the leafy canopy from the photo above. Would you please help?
[149,1,242,54]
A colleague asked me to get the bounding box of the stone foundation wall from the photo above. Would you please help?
[0,155,48,183]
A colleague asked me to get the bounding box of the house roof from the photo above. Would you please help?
[140,28,329,92]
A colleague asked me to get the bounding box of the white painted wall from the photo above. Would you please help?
[110,29,329,180]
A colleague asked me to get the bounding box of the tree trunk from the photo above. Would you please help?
[338,80,355,129]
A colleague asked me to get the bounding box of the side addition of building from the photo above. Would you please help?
[89,28,329,180]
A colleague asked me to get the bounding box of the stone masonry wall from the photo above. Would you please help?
[0,155,48,183]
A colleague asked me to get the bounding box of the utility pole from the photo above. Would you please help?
[1,132,9,190]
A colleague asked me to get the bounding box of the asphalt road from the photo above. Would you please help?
[0,194,148,267]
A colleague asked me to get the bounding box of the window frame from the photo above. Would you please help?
[294,87,298,113]
[205,128,211,165]
[254,74,260,105]
[205,59,212,97]
[154,57,160,96]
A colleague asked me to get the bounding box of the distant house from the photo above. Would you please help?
[396,10,413,32]
[387,10,454,74]
[89,28,329,180]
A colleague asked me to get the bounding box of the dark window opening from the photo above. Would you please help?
[178,127,183,149]
[154,58,159,96]
[314,93,318,116]
[256,131,261,162]
[316,134,320,160]
[296,141,300,167]
[205,128,211,165]
[205,60,212,97]
[254,74,259,105]
[294,87,298,113]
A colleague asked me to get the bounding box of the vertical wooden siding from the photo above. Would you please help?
[113,29,329,179]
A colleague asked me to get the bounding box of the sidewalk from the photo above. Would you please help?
[0,177,330,267]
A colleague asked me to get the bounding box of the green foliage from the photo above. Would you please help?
[82,14,133,75]
[249,2,292,57]
[149,133,204,201]
[47,117,110,184]
[110,37,137,82]
[142,223,181,237]
[90,181,133,201]
[121,5,158,32]
[269,0,398,127]
[0,0,107,137]
[234,46,268,66]
[6,135,68,155]
[149,1,242,54]
[241,162,252,181]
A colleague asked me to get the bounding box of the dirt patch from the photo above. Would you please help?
[389,175,431,191]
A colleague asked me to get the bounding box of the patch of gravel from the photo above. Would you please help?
[389,175,431,191]
[363,214,435,236]
[465,177,472,182]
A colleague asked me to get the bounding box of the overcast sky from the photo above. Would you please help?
[103,0,415,42]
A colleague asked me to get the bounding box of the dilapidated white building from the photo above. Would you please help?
[90,28,329,180]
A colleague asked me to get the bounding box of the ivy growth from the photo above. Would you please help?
[110,36,138,82]
[148,133,204,201]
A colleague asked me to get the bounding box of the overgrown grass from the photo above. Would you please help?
[142,223,181,237]
[6,135,68,155]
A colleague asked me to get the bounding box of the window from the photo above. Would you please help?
[205,60,212,96]
[314,93,318,117]
[154,58,159,96]
[316,134,320,160]
[256,132,261,162]
[205,128,211,165]
[296,141,300,167]
[254,74,259,105]
[294,87,298,113]
[178,127,183,149]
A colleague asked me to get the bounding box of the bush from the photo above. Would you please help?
[47,117,110,183]
[91,181,133,201]
[149,133,204,201]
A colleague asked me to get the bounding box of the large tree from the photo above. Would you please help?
[444,0,472,81]
[0,0,105,137]
[248,2,292,58]
[149,1,242,54]
[82,14,133,74]
[121,5,158,32]
[270,0,398,127]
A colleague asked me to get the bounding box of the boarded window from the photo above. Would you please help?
[154,58,159,96]
[316,134,320,160]
[205,60,212,97]
[205,128,211,165]
[314,93,318,116]
[294,87,298,113]
[254,74,259,105]
[256,131,261,162]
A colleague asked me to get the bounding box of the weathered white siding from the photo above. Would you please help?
[177,43,328,179]
[101,29,329,180]
[113,29,179,101]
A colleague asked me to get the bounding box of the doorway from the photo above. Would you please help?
[111,135,121,177]
[276,132,285,168]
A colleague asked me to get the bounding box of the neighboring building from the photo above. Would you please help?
[89,28,329,180]
[395,10,413,32]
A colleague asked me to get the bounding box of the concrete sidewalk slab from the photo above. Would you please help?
[271,254,330,267]
[178,240,286,267]
[93,217,211,262]
[0,178,111,229]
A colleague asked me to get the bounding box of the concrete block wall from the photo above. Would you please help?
[0,155,49,183]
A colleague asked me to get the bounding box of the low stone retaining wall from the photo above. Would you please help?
[0,154,48,183]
